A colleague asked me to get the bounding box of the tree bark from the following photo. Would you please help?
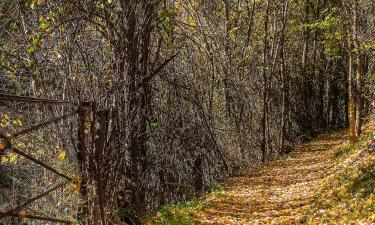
[261,0,270,163]
[352,1,363,138]
[347,34,356,143]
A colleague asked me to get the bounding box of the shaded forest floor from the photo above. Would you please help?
[148,118,375,225]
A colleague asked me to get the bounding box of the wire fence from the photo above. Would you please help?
[0,93,80,224]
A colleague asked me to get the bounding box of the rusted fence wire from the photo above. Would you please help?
[0,94,81,224]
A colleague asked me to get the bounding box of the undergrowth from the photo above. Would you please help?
[335,131,373,158]
[149,200,201,225]
[147,185,225,225]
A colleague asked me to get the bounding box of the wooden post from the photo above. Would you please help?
[95,110,109,225]
[77,102,90,224]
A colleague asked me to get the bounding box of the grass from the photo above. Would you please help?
[349,162,375,199]
[306,161,375,224]
[334,130,374,158]
[147,184,225,225]
[306,131,375,224]
[150,200,202,225]
[334,144,351,158]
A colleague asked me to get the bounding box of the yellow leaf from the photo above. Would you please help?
[9,153,18,164]
[2,114,9,121]
[188,16,197,28]
[174,2,181,10]
[1,114,9,124]
[39,14,45,22]
[366,195,373,206]
[45,28,53,35]
[19,210,27,218]
[15,143,25,149]
[58,151,66,160]
[30,1,36,9]
[36,149,44,155]
[1,156,8,163]
[72,177,80,192]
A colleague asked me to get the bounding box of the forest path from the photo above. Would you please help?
[192,130,352,224]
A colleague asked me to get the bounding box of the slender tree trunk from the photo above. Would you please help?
[125,1,142,215]
[223,0,232,117]
[280,0,289,153]
[261,0,270,163]
[138,0,156,211]
[352,1,363,138]
[301,0,310,132]
[347,34,356,143]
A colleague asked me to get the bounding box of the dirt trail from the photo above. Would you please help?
[193,131,350,224]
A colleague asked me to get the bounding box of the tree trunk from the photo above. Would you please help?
[280,0,289,153]
[301,0,311,132]
[347,34,356,143]
[352,1,363,138]
[261,0,270,163]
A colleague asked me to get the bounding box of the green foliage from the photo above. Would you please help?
[115,206,132,217]
[147,117,160,130]
[316,8,344,59]
[209,184,225,198]
[150,200,201,225]
[335,145,351,158]
[349,163,375,198]
[364,42,375,50]
[149,185,225,224]
[155,9,177,39]
[335,132,373,158]
[27,33,42,55]
[296,7,344,59]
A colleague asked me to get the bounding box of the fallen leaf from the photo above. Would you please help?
[58,151,66,160]
[19,210,27,218]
